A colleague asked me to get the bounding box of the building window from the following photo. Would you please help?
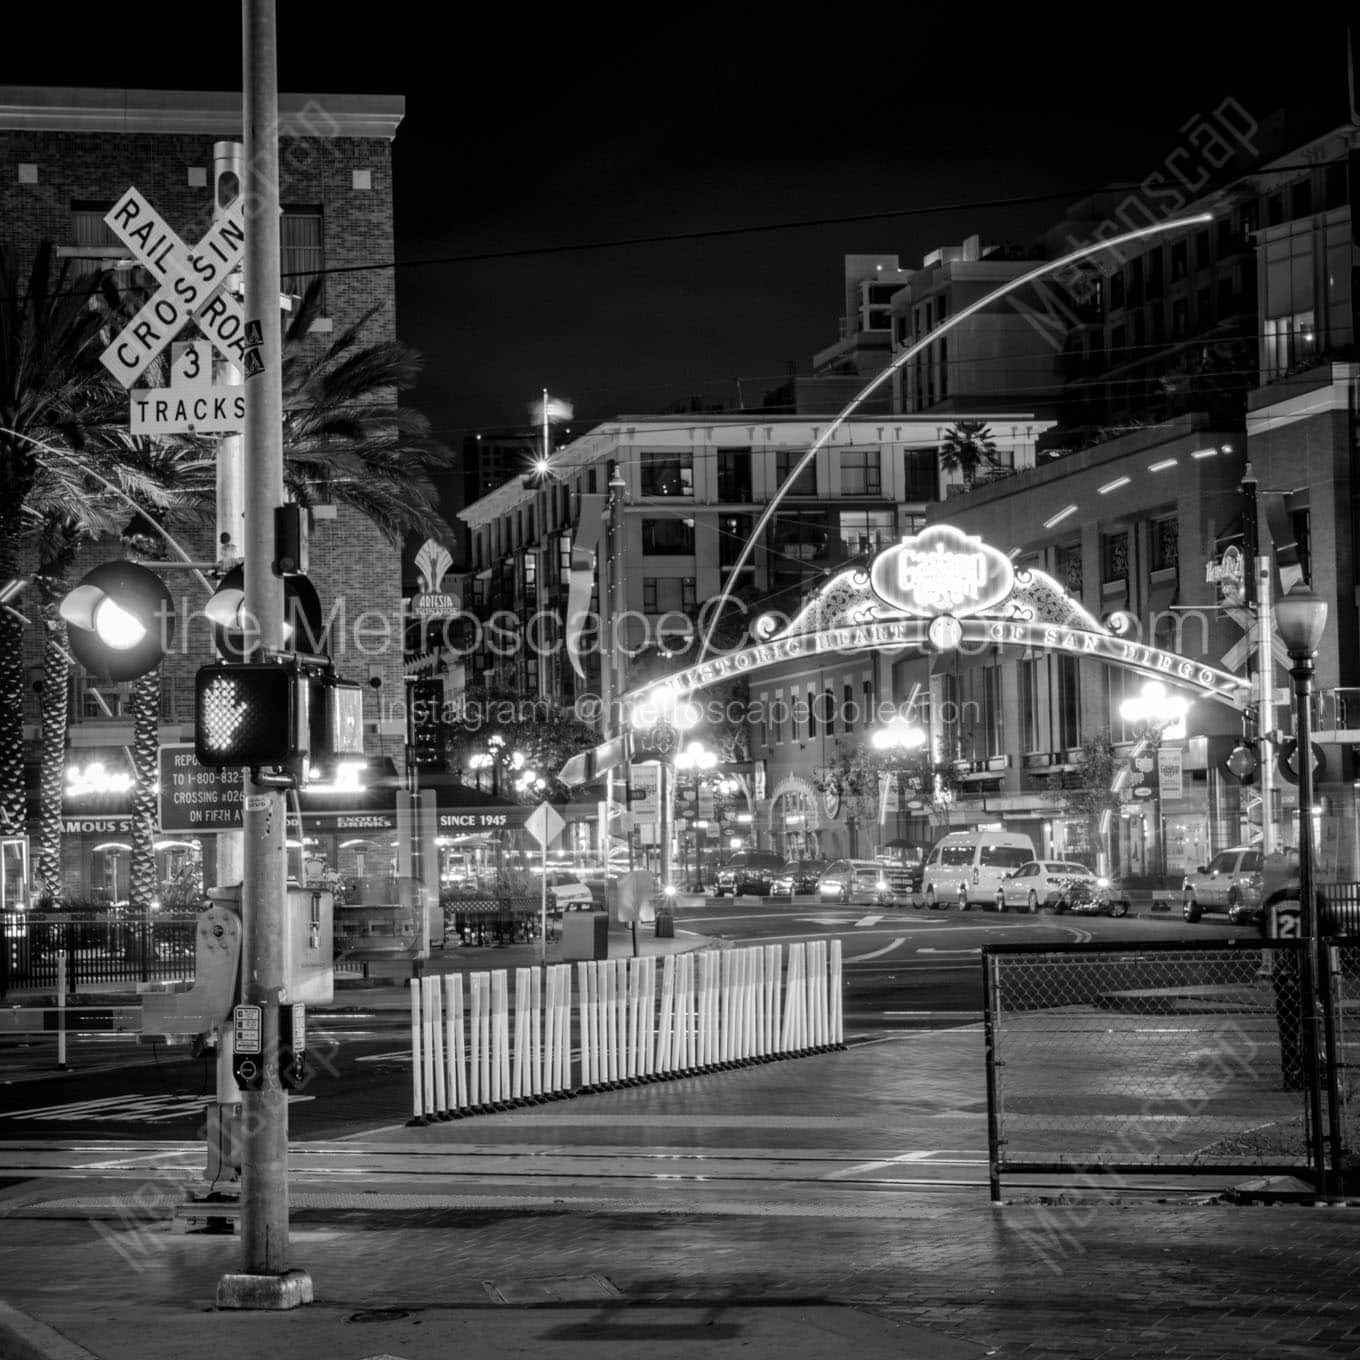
[642,577,696,613]
[862,676,874,726]
[642,518,695,555]
[1019,659,1039,754]
[718,513,752,568]
[1170,240,1188,281]
[1290,179,1312,219]
[1101,531,1129,584]
[840,449,881,496]
[822,688,836,737]
[67,202,141,284]
[1057,656,1081,751]
[1263,311,1316,378]
[776,449,816,496]
[838,509,894,559]
[1151,516,1179,572]
[807,687,818,741]
[1292,508,1311,583]
[639,454,693,497]
[843,682,855,730]
[774,693,784,745]
[558,531,573,575]
[1171,297,1189,338]
[1055,543,1083,596]
[281,206,324,307]
[981,665,1003,758]
[903,449,937,500]
[717,448,752,502]
[1194,229,1211,270]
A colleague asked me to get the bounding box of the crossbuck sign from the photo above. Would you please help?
[100,188,249,388]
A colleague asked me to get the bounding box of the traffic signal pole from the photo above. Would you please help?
[216,0,310,1309]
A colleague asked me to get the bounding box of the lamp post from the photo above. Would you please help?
[872,719,926,846]
[1119,681,1189,886]
[1273,580,1338,1193]
[675,739,717,891]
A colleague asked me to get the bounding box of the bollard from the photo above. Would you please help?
[491,971,510,1109]
[408,978,425,1126]
[765,943,782,1059]
[56,951,69,1071]
[430,975,450,1119]
[447,973,467,1117]
[829,938,844,1047]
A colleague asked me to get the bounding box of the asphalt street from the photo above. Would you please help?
[0,902,1243,1141]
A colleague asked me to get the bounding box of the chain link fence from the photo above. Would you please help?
[982,939,1346,1197]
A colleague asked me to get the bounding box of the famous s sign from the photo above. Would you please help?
[869,525,1014,618]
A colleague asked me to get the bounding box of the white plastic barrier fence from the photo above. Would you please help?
[409,942,844,1123]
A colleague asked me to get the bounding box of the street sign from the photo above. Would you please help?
[100,187,248,386]
[525,800,565,849]
[130,341,245,435]
[1269,902,1302,939]
[158,741,243,832]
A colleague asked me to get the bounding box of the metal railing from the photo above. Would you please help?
[1,912,199,997]
[982,937,1358,1198]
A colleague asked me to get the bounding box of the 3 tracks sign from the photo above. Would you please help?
[99,186,248,433]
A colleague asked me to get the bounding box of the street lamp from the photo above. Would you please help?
[1273,580,1337,1191]
[1119,680,1190,885]
[675,739,717,890]
[871,719,926,847]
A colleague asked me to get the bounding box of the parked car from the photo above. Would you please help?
[541,872,597,913]
[1053,875,1131,918]
[995,860,1100,913]
[712,851,785,898]
[817,859,893,906]
[770,859,830,896]
[1182,846,1263,923]
[875,845,926,899]
[921,831,1037,909]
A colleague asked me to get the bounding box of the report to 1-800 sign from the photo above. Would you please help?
[158,743,243,832]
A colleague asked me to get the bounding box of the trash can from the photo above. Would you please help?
[654,907,675,940]
[562,910,608,961]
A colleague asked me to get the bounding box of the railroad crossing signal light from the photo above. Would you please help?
[59,561,175,683]
[204,565,325,662]
[195,663,303,768]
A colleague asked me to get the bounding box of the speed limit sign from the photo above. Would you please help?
[1268,902,1302,939]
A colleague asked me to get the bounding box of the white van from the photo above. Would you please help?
[921,831,1037,910]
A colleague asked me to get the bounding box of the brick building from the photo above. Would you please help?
[0,84,412,901]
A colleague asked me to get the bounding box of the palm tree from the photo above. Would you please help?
[0,243,121,838]
[938,420,1003,490]
[279,281,450,545]
[22,437,190,902]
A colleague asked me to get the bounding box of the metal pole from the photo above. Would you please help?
[1291,654,1329,1196]
[217,0,309,1308]
[1242,467,1277,854]
[210,136,245,1187]
[1256,562,1277,854]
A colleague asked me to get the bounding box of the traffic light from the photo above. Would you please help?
[59,561,175,682]
[195,663,304,768]
[204,565,325,661]
[408,677,447,771]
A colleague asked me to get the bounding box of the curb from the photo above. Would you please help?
[0,1300,100,1360]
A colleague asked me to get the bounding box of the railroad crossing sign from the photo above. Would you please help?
[129,341,245,435]
[100,186,249,387]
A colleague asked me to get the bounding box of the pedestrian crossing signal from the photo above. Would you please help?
[195,663,302,768]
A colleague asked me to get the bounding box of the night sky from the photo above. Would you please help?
[2,5,1351,447]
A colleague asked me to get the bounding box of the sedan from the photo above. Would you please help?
[770,860,830,896]
[818,860,893,906]
[995,860,1101,913]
